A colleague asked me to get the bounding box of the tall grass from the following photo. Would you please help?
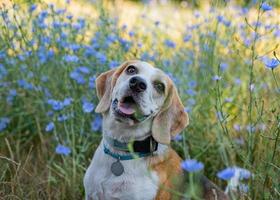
[0,1,279,199]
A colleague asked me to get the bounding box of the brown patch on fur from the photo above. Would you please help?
[148,148,183,200]
[149,148,229,200]
[152,77,189,145]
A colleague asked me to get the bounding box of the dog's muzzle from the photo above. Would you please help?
[112,98,152,123]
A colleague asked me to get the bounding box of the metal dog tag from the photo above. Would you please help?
[111,160,124,176]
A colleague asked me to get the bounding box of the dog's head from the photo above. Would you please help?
[95,60,189,144]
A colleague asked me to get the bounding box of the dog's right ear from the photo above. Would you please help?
[95,68,116,113]
[95,61,137,113]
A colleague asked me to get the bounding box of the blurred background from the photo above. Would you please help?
[0,0,279,199]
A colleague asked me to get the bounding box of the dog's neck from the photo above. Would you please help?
[102,112,168,157]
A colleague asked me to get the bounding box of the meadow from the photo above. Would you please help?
[0,0,279,199]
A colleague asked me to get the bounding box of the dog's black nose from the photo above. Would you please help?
[129,76,147,92]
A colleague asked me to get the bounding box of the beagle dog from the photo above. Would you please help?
[84,60,228,200]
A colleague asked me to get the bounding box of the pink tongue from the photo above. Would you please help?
[119,102,135,115]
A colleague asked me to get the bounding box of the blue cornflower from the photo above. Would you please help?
[53,21,63,29]
[46,111,54,117]
[84,46,96,57]
[217,15,224,23]
[0,51,6,59]
[129,31,135,37]
[246,125,256,133]
[0,117,10,132]
[220,62,228,71]
[184,106,192,113]
[18,79,33,90]
[55,144,71,156]
[38,49,47,63]
[239,184,249,193]
[89,76,96,89]
[186,89,196,96]
[82,101,95,113]
[225,97,233,103]
[47,99,64,111]
[106,34,118,43]
[188,80,197,88]
[43,88,52,98]
[119,38,132,51]
[77,66,90,74]
[164,39,176,48]
[67,15,73,20]
[183,35,192,42]
[63,98,73,106]
[121,24,127,30]
[6,89,17,105]
[262,57,279,69]
[217,167,235,181]
[109,60,120,69]
[73,18,85,31]
[91,115,102,131]
[234,78,241,85]
[233,124,242,132]
[261,3,272,11]
[181,159,204,172]
[63,55,79,63]
[41,36,51,45]
[187,98,196,106]
[0,64,8,79]
[47,98,72,111]
[45,122,55,132]
[70,71,86,85]
[0,82,9,87]
[95,52,107,64]
[8,89,17,97]
[172,134,183,142]
[57,113,72,122]
[212,75,222,81]
[38,11,48,19]
[29,4,37,13]
[234,137,245,146]
[275,29,280,38]
[67,43,80,51]
[55,9,66,15]
[238,168,251,180]
[162,60,170,67]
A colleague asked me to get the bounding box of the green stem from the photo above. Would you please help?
[247,0,262,166]
[262,124,280,196]
[271,69,279,90]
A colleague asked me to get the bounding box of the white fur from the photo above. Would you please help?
[84,62,170,200]
[84,140,169,200]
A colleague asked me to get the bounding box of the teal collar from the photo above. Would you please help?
[103,135,158,160]
[103,145,152,160]
[104,135,158,153]
[105,135,133,151]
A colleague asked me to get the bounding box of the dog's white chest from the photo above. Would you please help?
[84,144,159,200]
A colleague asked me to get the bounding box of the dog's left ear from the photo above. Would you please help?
[152,81,189,144]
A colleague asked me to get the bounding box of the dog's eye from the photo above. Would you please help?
[126,65,137,75]
[154,82,165,93]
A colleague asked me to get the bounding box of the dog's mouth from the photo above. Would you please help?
[112,96,149,122]
[118,96,137,115]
